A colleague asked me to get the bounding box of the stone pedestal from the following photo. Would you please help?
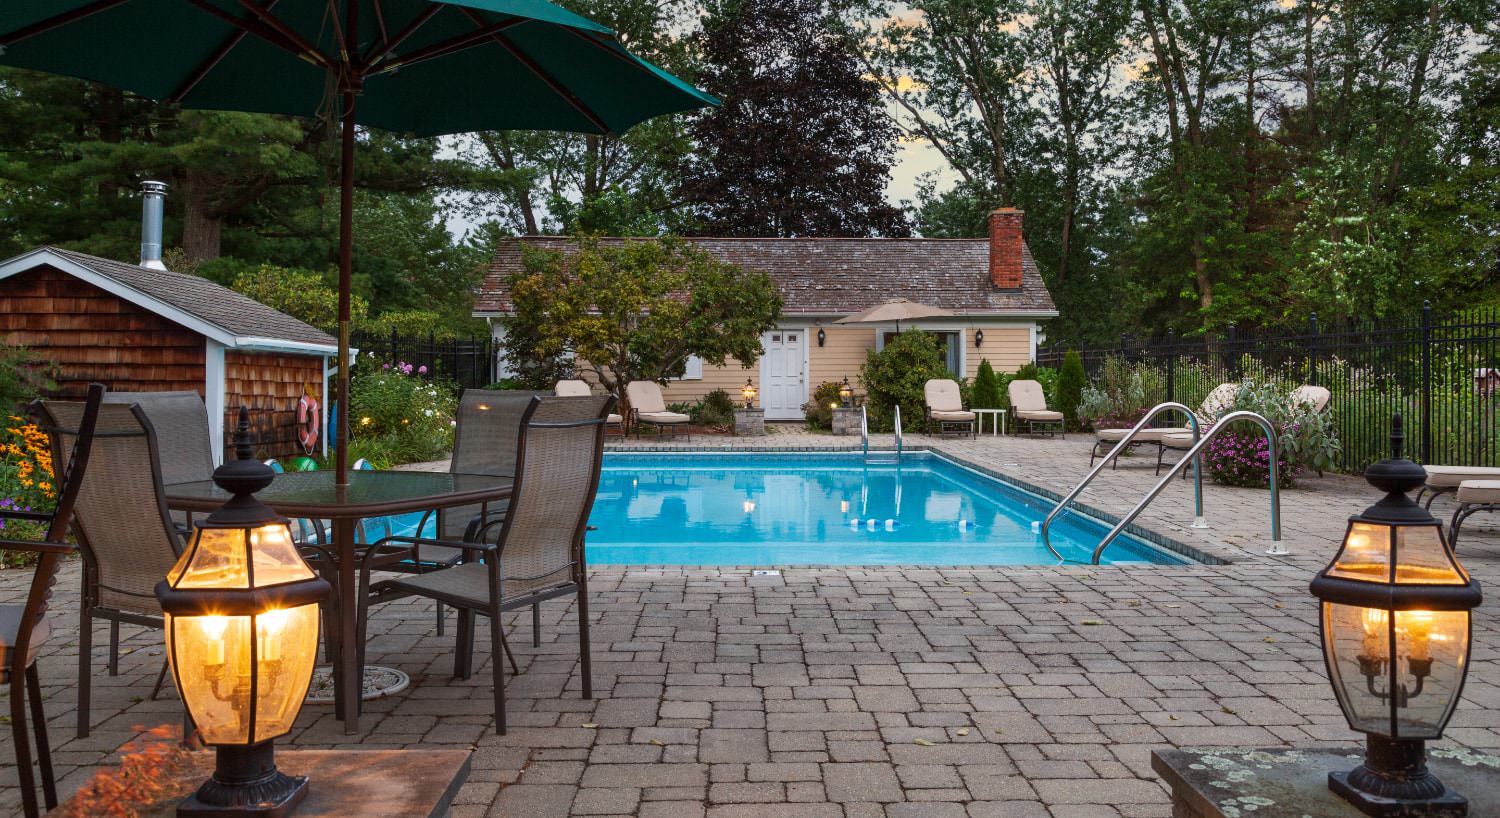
[832,407,862,436]
[735,407,765,436]
[1152,746,1500,818]
[50,749,472,817]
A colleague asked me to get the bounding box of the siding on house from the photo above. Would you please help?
[809,326,874,390]
[0,266,205,395]
[659,358,758,405]
[225,351,324,459]
[964,326,1031,379]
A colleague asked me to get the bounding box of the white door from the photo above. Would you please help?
[760,329,807,420]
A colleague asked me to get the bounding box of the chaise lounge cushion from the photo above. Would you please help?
[607,413,623,424]
[1425,465,1500,489]
[0,605,49,669]
[931,410,976,422]
[924,379,965,413]
[1097,427,1189,442]
[1457,480,1500,504]
[1015,409,1063,421]
[637,411,690,424]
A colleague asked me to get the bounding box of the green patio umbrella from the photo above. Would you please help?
[0,0,717,483]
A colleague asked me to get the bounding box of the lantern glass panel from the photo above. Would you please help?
[253,603,321,742]
[249,523,318,586]
[1327,522,1393,582]
[1394,525,1467,585]
[1323,603,1470,740]
[168,527,252,589]
[167,612,255,744]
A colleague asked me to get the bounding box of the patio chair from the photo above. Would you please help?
[1291,384,1331,413]
[557,380,626,436]
[924,379,976,438]
[2,383,104,818]
[1418,466,1500,509]
[103,391,215,534]
[1449,481,1499,549]
[37,398,185,739]
[1153,383,1242,476]
[1007,379,1064,438]
[625,381,690,440]
[359,394,614,734]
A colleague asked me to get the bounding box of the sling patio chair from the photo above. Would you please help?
[1007,379,1065,438]
[2,383,104,818]
[924,379,976,438]
[103,391,215,535]
[556,380,626,436]
[37,397,186,739]
[1449,481,1500,549]
[357,394,614,735]
[624,381,690,440]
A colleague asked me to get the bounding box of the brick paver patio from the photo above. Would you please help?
[2,428,1497,817]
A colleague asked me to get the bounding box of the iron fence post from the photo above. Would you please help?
[1421,300,1433,464]
[390,328,399,365]
[1165,329,1176,402]
[1307,312,1319,385]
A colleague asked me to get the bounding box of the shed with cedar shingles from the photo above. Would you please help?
[0,246,338,460]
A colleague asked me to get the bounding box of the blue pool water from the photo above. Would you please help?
[583,453,1187,566]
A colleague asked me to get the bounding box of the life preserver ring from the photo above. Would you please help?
[297,394,320,453]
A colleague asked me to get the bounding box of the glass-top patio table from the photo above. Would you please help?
[165,470,514,733]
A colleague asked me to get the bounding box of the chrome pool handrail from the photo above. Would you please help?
[1090,410,1283,565]
[893,404,902,461]
[861,404,869,459]
[1040,402,1203,561]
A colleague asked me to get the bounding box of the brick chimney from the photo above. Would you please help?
[987,207,1024,289]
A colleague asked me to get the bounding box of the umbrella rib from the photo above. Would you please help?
[561,28,665,81]
[457,9,611,134]
[234,0,336,71]
[369,17,529,74]
[371,0,390,45]
[169,0,283,103]
[361,5,442,70]
[186,0,329,69]
[0,0,130,47]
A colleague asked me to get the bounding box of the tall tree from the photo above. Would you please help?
[680,0,910,237]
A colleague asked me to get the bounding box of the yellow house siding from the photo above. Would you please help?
[659,358,757,405]
[809,326,875,389]
[966,326,1031,379]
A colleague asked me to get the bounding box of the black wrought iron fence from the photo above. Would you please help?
[352,331,497,390]
[1038,304,1500,473]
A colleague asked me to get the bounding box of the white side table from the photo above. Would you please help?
[973,408,1007,436]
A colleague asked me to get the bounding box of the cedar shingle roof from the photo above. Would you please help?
[475,237,1058,317]
[40,247,337,349]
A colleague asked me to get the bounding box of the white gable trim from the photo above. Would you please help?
[0,249,337,355]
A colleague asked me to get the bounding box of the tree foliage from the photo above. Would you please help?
[681,0,911,237]
[970,360,1002,410]
[504,237,783,402]
[859,330,948,431]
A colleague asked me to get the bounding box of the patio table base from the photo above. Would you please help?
[305,665,410,704]
[48,749,471,818]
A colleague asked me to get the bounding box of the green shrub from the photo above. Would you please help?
[1203,381,1341,488]
[1057,351,1086,429]
[970,360,1001,409]
[860,331,947,432]
[346,354,457,465]
[804,381,846,429]
[0,345,57,414]
[1074,356,1166,428]
[693,389,737,428]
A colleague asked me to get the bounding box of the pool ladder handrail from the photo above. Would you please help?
[893,404,902,461]
[1088,409,1285,565]
[1040,402,1204,561]
[861,404,903,464]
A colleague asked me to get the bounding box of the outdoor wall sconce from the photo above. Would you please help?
[1309,416,1480,817]
[741,378,757,409]
[975,329,984,348]
[157,408,329,818]
[839,376,854,408]
[817,327,826,347]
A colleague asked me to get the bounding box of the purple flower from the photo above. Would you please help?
[418,366,428,375]
[382,363,391,370]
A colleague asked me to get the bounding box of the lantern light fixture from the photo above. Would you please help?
[1309,415,1481,817]
[838,377,854,408]
[975,329,984,348]
[157,408,330,818]
[817,327,826,347]
[741,378,757,409]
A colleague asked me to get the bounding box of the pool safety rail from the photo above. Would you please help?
[862,404,903,465]
[1044,402,1278,561]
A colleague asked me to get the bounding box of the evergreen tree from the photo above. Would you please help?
[680,0,910,237]
[970,360,1002,409]
[1056,351,1086,429]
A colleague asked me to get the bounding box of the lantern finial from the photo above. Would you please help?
[1389,414,1404,460]
[207,407,278,525]
[1359,414,1429,520]
[233,405,255,462]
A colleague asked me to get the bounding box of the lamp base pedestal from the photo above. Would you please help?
[178,742,309,818]
[1328,737,1467,817]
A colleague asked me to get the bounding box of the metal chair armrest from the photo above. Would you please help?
[0,538,76,555]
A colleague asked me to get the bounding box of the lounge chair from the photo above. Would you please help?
[1291,384,1331,413]
[36,398,184,739]
[557,379,626,436]
[3,384,104,818]
[1449,481,1499,549]
[103,391,215,534]
[1152,383,1243,475]
[625,381,691,440]
[1418,466,1500,509]
[361,395,614,734]
[924,379,976,438]
[1007,379,1064,438]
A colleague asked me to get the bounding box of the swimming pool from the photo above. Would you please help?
[585,452,1189,566]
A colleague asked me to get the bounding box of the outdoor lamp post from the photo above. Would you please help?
[742,378,757,409]
[839,377,854,408]
[1309,416,1480,817]
[157,408,330,817]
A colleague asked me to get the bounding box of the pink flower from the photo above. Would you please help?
[382,363,391,370]
[418,366,428,375]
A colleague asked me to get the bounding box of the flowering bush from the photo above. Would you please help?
[1203,381,1341,488]
[1075,356,1166,430]
[345,356,457,466]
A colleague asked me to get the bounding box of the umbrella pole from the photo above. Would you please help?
[335,90,356,487]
